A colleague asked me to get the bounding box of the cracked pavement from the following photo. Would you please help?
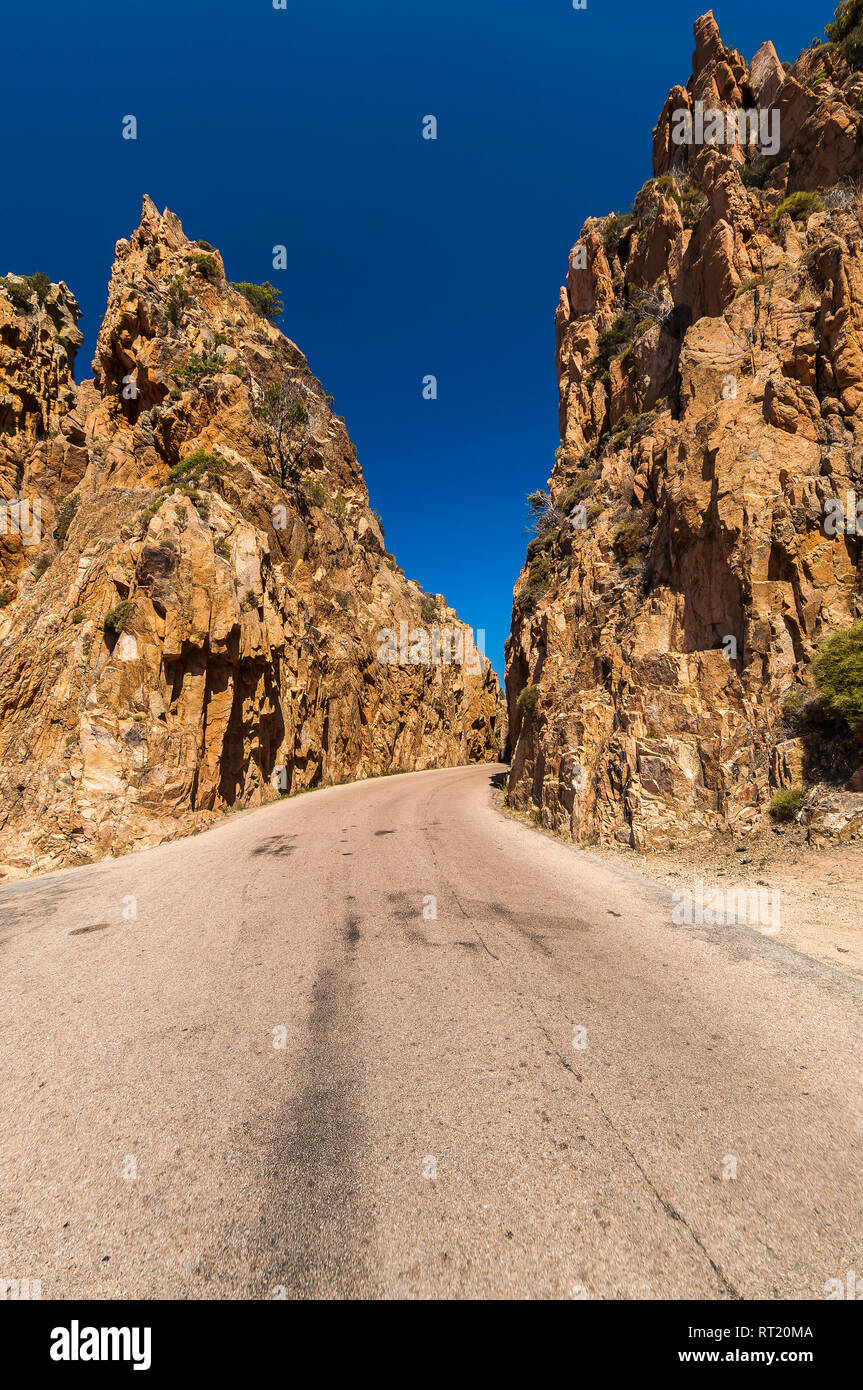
[1,764,861,1298]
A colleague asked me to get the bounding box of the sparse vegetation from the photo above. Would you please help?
[528,488,570,536]
[603,213,634,259]
[526,533,554,562]
[187,252,220,281]
[139,496,167,531]
[741,156,775,189]
[821,181,857,211]
[769,787,804,821]
[165,275,190,325]
[175,352,242,386]
[257,380,313,486]
[664,174,707,229]
[612,513,651,564]
[54,493,79,545]
[596,312,639,361]
[775,191,823,225]
[812,620,863,729]
[103,599,134,637]
[420,594,436,623]
[167,450,225,487]
[0,271,51,312]
[514,554,552,616]
[516,683,541,716]
[827,0,863,72]
[232,280,283,320]
[71,608,85,624]
[302,476,326,507]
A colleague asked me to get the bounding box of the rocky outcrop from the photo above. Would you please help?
[0,198,501,877]
[505,12,863,850]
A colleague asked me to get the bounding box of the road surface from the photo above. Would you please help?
[1,764,861,1299]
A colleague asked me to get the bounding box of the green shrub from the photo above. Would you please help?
[166,275,190,325]
[175,353,237,386]
[0,272,51,311]
[664,175,707,228]
[526,533,554,561]
[812,620,863,728]
[167,450,225,486]
[514,555,552,616]
[187,252,221,282]
[827,0,863,71]
[103,599,134,637]
[71,608,86,624]
[775,191,823,225]
[214,538,231,561]
[27,271,51,302]
[596,312,638,361]
[769,787,804,821]
[611,414,633,445]
[302,476,326,507]
[333,493,348,523]
[55,493,79,544]
[613,514,650,563]
[232,280,283,320]
[420,594,436,623]
[32,554,51,579]
[603,213,633,258]
[139,496,167,530]
[516,684,541,715]
[0,277,31,310]
[196,239,214,251]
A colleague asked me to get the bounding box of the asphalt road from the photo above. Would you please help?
[1,764,861,1300]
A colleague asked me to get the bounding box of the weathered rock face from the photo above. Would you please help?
[0,276,84,591]
[0,197,501,877]
[506,12,863,850]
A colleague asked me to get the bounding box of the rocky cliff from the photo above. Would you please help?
[0,197,501,877]
[506,10,863,849]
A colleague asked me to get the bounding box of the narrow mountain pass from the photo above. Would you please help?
[1,765,861,1299]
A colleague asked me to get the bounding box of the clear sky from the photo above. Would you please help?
[1,0,823,680]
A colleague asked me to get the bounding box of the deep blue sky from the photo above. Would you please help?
[2,1,822,680]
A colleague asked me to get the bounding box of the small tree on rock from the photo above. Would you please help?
[258,379,315,487]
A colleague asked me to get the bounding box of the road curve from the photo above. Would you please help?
[1,763,861,1299]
